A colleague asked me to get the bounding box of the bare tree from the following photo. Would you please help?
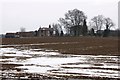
[90,15,115,37]
[58,9,87,34]
[104,17,115,29]
[103,18,115,37]
[52,23,62,36]
[20,27,26,32]
[59,18,71,34]
[90,15,104,31]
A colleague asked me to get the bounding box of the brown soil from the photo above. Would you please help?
[0,63,23,70]
[0,37,119,79]
[1,36,119,55]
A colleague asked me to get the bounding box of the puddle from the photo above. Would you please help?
[0,44,119,79]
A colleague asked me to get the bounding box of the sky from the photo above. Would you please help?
[0,0,119,34]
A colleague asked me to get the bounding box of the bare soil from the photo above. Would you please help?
[0,36,119,79]
[1,36,119,55]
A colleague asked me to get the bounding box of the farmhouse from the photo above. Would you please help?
[5,26,54,38]
[70,20,88,36]
[70,25,82,36]
[37,27,54,37]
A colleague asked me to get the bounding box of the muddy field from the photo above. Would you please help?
[1,37,119,55]
[0,37,120,79]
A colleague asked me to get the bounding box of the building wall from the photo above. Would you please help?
[70,25,82,36]
[17,32,35,37]
[5,33,16,38]
[37,28,53,37]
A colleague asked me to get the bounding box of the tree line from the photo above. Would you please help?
[52,8,117,37]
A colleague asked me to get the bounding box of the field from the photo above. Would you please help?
[1,36,119,55]
[0,36,120,79]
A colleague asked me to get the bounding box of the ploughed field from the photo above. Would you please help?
[0,37,119,79]
[1,37,119,55]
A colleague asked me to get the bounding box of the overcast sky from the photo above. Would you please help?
[0,0,119,34]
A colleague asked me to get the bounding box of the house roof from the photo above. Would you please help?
[6,33,16,35]
[38,27,54,31]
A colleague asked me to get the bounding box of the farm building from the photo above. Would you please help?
[37,27,54,37]
[16,31,35,38]
[5,33,19,38]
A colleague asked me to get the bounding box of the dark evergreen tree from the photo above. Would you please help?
[60,31,64,36]
[90,28,95,36]
[49,25,51,28]
[82,19,88,36]
[49,25,53,36]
